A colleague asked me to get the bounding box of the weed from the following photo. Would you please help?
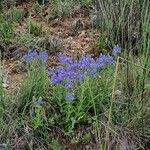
[31,96,46,129]
[48,53,115,135]
[0,60,4,108]
[32,2,42,16]
[0,0,2,10]
[27,19,43,36]
[104,56,150,149]
[47,0,75,19]
[10,7,24,23]
[92,33,108,55]
[18,51,49,113]
[96,0,150,54]
[37,0,49,5]
[50,139,63,150]
[77,0,92,6]
[0,8,24,43]
[15,33,36,48]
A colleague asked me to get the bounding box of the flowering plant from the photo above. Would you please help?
[21,47,121,132]
[48,53,117,132]
[49,53,115,102]
[22,50,48,63]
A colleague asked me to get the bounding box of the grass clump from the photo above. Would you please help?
[46,0,92,20]
[0,7,24,43]
[10,7,24,23]
[48,0,75,19]
[96,0,150,54]
[27,20,43,36]
[0,16,14,42]
[32,2,43,16]
[17,50,49,113]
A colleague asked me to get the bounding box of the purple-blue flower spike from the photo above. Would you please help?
[59,53,73,65]
[38,51,48,62]
[22,50,38,62]
[113,45,121,56]
[51,76,63,84]
[65,82,74,89]
[22,50,48,63]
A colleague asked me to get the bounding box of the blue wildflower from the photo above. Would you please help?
[113,45,121,55]
[76,72,85,81]
[66,93,75,102]
[65,69,76,80]
[96,55,115,68]
[51,76,63,84]
[59,53,73,65]
[68,62,79,71]
[88,67,97,77]
[38,51,48,62]
[23,50,48,63]
[96,55,106,68]
[79,55,95,69]
[95,60,105,68]
[48,67,56,75]
[22,50,38,62]
[56,67,66,78]
[49,53,116,99]
[105,56,115,65]
[65,82,74,89]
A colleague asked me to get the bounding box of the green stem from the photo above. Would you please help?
[104,57,120,150]
[88,78,103,150]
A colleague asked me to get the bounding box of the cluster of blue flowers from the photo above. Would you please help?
[22,46,121,102]
[22,50,48,63]
[49,53,116,102]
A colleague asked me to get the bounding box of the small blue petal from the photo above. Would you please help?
[48,68,56,75]
[113,45,121,55]
[51,76,63,84]
[66,93,75,102]
[22,50,38,62]
[65,82,74,89]
[59,53,73,65]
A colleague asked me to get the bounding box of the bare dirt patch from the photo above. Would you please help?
[2,2,97,93]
